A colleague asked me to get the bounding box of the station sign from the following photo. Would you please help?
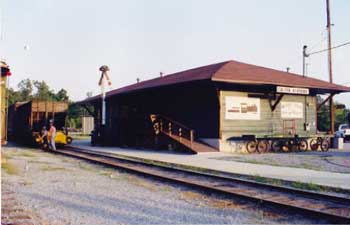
[276,86,309,95]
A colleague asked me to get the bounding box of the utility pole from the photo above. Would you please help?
[302,45,309,130]
[326,0,335,134]
[302,45,308,77]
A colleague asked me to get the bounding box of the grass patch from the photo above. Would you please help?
[15,151,37,158]
[61,158,72,163]
[180,191,248,210]
[99,171,114,177]
[2,150,15,159]
[28,160,50,165]
[127,177,158,191]
[41,165,67,171]
[4,150,37,158]
[78,162,98,172]
[2,153,14,160]
[241,159,262,164]
[158,186,172,192]
[107,173,158,191]
[252,175,348,194]
[2,151,20,175]
[180,191,204,202]
[299,163,318,170]
[251,175,283,186]
[290,181,325,192]
[2,161,20,175]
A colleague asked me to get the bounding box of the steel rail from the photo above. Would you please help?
[53,146,350,223]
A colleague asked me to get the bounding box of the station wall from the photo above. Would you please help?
[218,90,317,153]
[102,81,220,147]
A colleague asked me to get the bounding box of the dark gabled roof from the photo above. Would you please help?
[108,61,227,96]
[81,60,350,103]
[212,61,350,91]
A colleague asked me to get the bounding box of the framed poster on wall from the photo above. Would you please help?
[281,102,303,118]
[225,96,260,120]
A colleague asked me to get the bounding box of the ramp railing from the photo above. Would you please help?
[150,114,195,148]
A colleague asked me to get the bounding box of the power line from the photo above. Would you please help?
[308,41,350,56]
[308,29,328,52]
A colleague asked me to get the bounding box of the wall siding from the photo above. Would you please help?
[101,81,220,147]
[220,91,317,140]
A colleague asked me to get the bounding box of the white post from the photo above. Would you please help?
[99,65,111,126]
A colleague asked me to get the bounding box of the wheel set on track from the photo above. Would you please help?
[246,137,330,154]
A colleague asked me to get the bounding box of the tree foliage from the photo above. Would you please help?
[33,80,54,100]
[7,79,83,129]
[56,89,69,101]
[8,79,69,104]
[317,96,349,131]
[17,78,33,102]
[8,88,23,105]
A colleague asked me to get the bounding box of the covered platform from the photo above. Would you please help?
[70,140,350,190]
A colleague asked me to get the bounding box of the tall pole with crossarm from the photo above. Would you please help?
[326,0,335,134]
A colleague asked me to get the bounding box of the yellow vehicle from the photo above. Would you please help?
[34,130,73,149]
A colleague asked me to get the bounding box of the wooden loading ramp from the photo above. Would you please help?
[151,114,218,154]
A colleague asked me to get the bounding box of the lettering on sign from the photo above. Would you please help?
[277,86,309,95]
[225,96,260,120]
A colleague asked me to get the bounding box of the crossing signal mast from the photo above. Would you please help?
[98,65,112,126]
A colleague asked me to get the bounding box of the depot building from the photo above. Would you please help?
[80,60,350,153]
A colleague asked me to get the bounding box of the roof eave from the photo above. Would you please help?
[211,77,350,93]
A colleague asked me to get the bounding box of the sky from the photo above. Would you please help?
[1,0,349,104]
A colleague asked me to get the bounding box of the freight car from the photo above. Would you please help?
[8,100,72,147]
[1,61,11,145]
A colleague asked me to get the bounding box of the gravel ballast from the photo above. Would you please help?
[2,145,324,224]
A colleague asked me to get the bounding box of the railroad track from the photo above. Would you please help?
[53,146,350,224]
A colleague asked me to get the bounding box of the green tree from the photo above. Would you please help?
[317,96,348,131]
[317,96,330,131]
[17,78,33,101]
[55,88,69,101]
[7,88,22,105]
[67,103,84,128]
[33,80,55,100]
[317,106,330,131]
[335,108,348,129]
